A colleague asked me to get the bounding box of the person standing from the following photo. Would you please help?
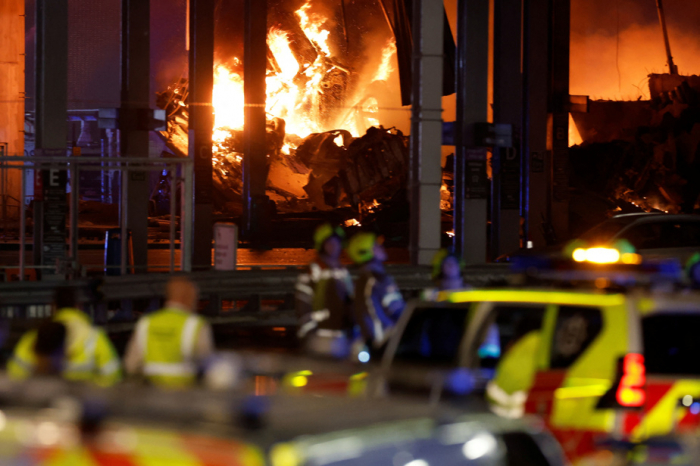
[295,224,355,358]
[7,286,121,386]
[123,276,213,388]
[347,232,404,350]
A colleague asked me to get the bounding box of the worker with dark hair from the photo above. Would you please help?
[295,223,355,358]
[7,286,121,386]
[33,321,68,376]
[347,232,404,351]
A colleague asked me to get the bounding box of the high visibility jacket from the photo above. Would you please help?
[354,262,405,348]
[7,308,122,387]
[133,308,209,388]
[486,331,541,419]
[295,259,354,339]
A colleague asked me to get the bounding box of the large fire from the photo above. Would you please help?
[211,0,398,155]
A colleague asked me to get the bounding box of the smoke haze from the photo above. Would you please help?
[571,0,700,100]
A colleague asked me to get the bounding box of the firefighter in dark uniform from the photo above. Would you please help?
[348,232,405,351]
[295,224,355,358]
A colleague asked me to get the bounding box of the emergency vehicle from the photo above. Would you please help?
[375,244,700,463]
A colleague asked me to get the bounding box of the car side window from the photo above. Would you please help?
[478,305,546,369]
[661,222,700,248]
[622,223,664,249]
[549,305,603,369]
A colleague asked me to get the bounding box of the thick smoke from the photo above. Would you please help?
[570,0,700,100]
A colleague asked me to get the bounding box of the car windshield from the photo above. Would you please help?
[394,306,469,364]
[577,218,635,244]
[643,313,700,375]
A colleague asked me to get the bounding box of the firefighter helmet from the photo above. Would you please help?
[347,232,380,264]
[313,224,345,251]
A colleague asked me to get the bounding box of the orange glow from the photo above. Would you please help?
[210,0,399,166]
[373,38,397,83]
[568,113,583,147]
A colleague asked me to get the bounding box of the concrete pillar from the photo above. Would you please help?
[188,0,215,269]
[455,0,489,265]
[523,0,550,247]
[121,0,151,273]
[242,0,268,246]
[492,0,522,258]
[409,0,444,266]
[549,0,570,241]
[0,0,24,223]
[35,0,68,275]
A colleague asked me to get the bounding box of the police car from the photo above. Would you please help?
[373,245,700,464]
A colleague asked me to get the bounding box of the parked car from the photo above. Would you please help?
[577,213,700,263]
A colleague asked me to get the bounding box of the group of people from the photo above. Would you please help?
[295,223,466,360]
[4,222,467,387]
[7,276,213,389]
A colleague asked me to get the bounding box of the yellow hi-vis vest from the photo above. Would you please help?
[135,308,206,388]
[486,331,541,419]
[7,308,122,387]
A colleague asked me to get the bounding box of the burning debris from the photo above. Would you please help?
[569,73,700,235]
[155,0,408,218]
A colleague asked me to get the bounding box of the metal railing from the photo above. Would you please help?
[0,154,194,280]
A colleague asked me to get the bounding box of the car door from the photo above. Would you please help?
[526,303,628,460]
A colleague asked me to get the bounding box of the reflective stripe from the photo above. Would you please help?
[316,329,344,338]
[295,283,314,295]
[382,291,403,308]
[136,318,150,354]
[297,320,318,338]
[310,264,350,282]
[10,355,34,372]
[144,362,196,377]
[486,381,527,419]
[364,278,384,345]
[100,358,120,376]
[181,315,200,360]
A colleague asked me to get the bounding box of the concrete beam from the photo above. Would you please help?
[0,0,24,224]
[492,0,523,258]
[188,0,215,269]
[242,0,268,246]
[409,0,444,265]
[121,0,151,273]
[455,0,489,265]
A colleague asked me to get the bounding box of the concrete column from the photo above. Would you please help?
[35,0,68,275]
[492,0,523,258]
[409,0,444,266]
[0,0,24,222]
[242,0,268,246]
[548,0,570,241]
[455,0,489,265]
[188,0,214,269]
[121,0,151,273]
[523,0,550,247]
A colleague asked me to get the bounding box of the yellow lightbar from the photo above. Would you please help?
[572,247,641,265]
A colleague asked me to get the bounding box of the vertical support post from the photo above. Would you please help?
[69,161,79,263]
[492,0,523,257]
[548,0,570,241]
[243,0,268,245]
[120,168,129,275]
[188,0,215,269]
[523,0,549,247]
[120,0,151,273]
[169,164,176,272]
[19,164,26,281]
[408,0,444,266]
[181,160,194,272]
[34,0,68,274]
[455,0,489,264]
